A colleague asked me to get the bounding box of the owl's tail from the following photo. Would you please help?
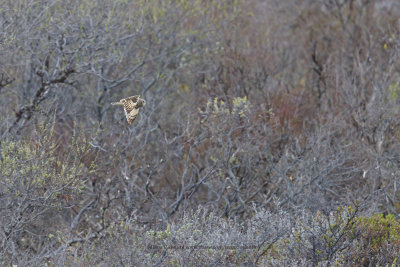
[111,102,123,106]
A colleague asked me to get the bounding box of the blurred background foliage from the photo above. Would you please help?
[0,0,399,265]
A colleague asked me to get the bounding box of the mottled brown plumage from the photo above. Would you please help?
[111,95,146,124]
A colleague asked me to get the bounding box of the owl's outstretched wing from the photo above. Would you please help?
[125,95,139,102]
[111,102,123,106]
[125,108,139,124]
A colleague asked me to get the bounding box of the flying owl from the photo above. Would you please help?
[111,95,146,124]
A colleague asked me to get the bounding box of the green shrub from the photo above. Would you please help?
[0,122,95,263]
[352,213,400,266]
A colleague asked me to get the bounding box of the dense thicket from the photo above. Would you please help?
[0,0,399,265]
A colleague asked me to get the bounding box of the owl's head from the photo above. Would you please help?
[136,98,146,108]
